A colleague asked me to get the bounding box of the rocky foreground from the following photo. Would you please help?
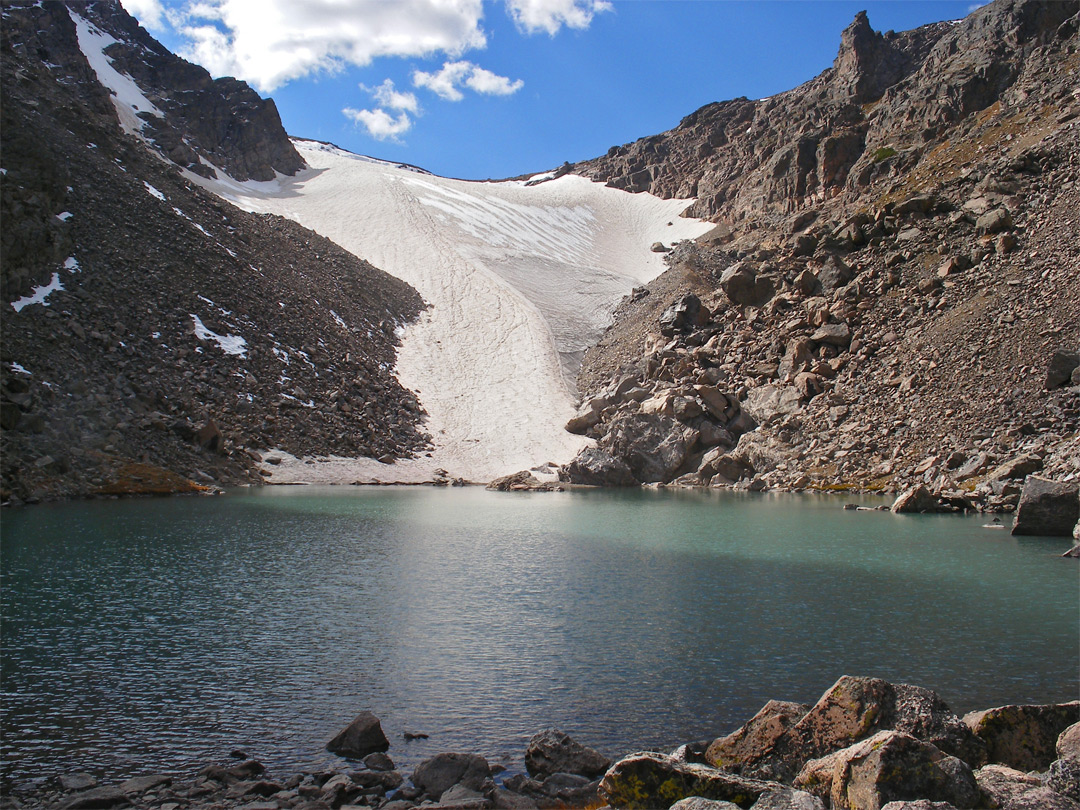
[5,677,1077,810]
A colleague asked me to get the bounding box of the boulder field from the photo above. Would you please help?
[10,677,1078,810]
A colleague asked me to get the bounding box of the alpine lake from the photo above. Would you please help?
[2,485,1077,787]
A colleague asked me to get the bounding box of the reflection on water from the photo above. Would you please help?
[2,486,1077,785]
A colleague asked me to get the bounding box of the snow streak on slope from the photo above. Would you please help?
[208,140,713,483]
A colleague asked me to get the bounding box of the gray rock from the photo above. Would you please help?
[433,783,491,809]
[669,798,742,810]
[817,731,978,810]
[120,775,171,794]
[810,323,852,348]
[988,454,1043,481]
[59,774,98,792]
[598,752,774,810]
[1011,477,1080,537]
[815,256,853,293]
[1046,350,1080,390]
[974,763,1078,810]
[601,411,699,484]
[1047,757,1080,802]
[412,753,492,801]
[660,294,710,335]
[364,751,396,771]
[890,485,941,514]
[1059,722,1080,761]
[58,785,128,810]
[706,700,810,771]
[559,447,637,487]
[751,788,825,810]
[975,208,1013,234]
[879,802,959,810]
[721,263,775,307]
[524,728,611,779]
[963,701,1080,770]
[743,677,985,783]
[327,711,391,759]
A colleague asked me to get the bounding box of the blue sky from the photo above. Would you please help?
[120,1,983,180]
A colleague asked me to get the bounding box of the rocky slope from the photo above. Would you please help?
[559,0,1080,511]
[0,0,429,505]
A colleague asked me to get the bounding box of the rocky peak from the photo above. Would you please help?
[831,10,907,103]
[63,0,305,182]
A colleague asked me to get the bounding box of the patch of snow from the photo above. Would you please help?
[11,273,63,312]
[69,9,163,139]
[56,211,73,221]
[190,314,247,357]
[144,182,166,201]
[329,310,348,330]
[8,363,31,376]
[63,256,79,272]
[201,140,713,484]
[0,168,7,175]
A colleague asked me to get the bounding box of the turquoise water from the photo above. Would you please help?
[2,486,1077,785]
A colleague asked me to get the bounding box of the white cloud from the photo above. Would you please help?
[175,0,487,92]
[119,0,168,31]
[413,60,522,101]
[366,78,420,113]
[343,107,413,141]
[464,65,524,96]
[504,0,612,35]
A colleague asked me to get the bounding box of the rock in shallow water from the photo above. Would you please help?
[326,711,390,759]
[524,728,611,779]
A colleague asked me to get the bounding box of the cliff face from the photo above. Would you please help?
[0,0,428,504]
[575,0,1077,226]
[564,0,1080,499]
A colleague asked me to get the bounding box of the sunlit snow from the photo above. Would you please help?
[194,139,713,483]
[144,182,166,201]
[11,273,63,312]
[191,314,247,357]
[69,9,163,138]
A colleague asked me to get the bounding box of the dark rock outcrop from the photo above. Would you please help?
[1011,477,1080,537]
[326,711,390,759]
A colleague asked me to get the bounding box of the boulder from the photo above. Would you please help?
[1059,722,1080,761]
[890,486,942,514]
[744,385,803,424]
[669,798,742,810]
[962,701,1080,770]
[706,700,810,771]
[987,455,1043,481]
[816,256,854,293]
[1011,477,1080,537]
[559,448,637,487]
[975,209,1013,234]
[810,323,852,349]
[974,763,1077,810]
[57,785,129,810]
[601,412,699,484]
[794,372,824,401]
[486,471,560,492]
[524,728,611,780]
[721,263,775,308]
[1047,757,1080,802]
[779,338,816,380]
[793,270,822,297]
[809,731,978,810]
[660,294,711,335]
[879,803,960,810]
[412,753,492,801]
[742,677,985,783]
[752,789,826,810]
[434,783,491,809]
[327,711,390,759]
[1044,350,1079,389]
[598,752,775,809]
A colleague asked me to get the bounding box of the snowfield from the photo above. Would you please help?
[205,140,713,484]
